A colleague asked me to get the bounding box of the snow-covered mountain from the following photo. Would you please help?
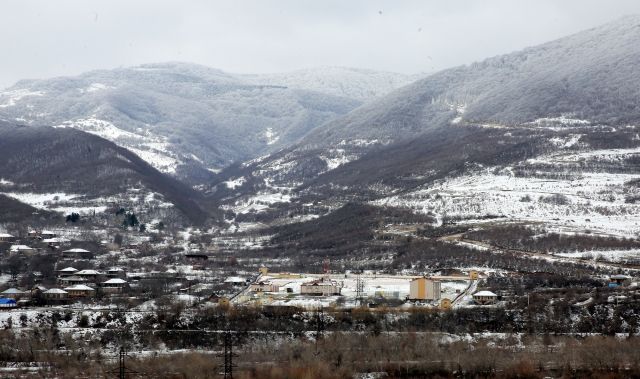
[0,121,210,224]
[207,15,640,238]
[291,15,640,148]
[240,66,417,102]
[0,63,417,183]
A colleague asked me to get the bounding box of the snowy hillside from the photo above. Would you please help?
[241,66,418,101]
[0,63,413,181]
[301,15,640,147]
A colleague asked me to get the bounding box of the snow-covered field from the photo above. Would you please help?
[376,149,640,237]
[2,187,174,217]
[224,191,292,214]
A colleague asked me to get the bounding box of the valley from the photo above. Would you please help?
[2,11,640,378]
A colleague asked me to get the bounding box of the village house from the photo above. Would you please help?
[58,275,88,286]
[609,274,632,287]
[40,230,57,239]
[101,278,128,294]
[64,284,95,298]
[57,267,78,277]
[9,244,36,255]
[409,277,441,301]
[106,268,125,278]
[42,288,69,302]
[0,233,16,243]
[27,230,39,239]
[75,269,103,282]
[42,237,64,247]
[300,278,341,296]
[473,290,498,305]
[62,248,91,259]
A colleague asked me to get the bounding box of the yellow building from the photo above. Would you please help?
[469,270,479,280]
[440,298,452,309]
[259,267,269,275]
[409,278,441,300]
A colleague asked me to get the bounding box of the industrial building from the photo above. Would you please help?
[300,277,341,296]
[409,277,441,300]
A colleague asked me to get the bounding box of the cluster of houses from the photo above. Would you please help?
[0,230,72,256]
[0,264,129,308]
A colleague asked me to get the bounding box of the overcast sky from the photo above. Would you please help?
[1,0,640,89]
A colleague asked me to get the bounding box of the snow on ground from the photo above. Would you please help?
[264,127,279,145]
[528,115,591,126]
[224,191,292,214]
[0,178,15,186]
[319,152,352,170]
[128,147,180,174]
[530,146,640,165]
[338,139,385,147]
[1,192,78,208]
[375,162,640,236]
[224,177,246,189]
[50,206,108,215]
[446,102,467,125]
[2,187,174,217]
[554,249,640,262]
[54,117,182,174]
[0,89,44,108]
[80,83,114,93]
[0,274,11,285]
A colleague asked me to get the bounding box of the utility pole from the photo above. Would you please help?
[119,347,126,379]
[221,330,237,379]
[107,346,137,378]
[355,274,365,307]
